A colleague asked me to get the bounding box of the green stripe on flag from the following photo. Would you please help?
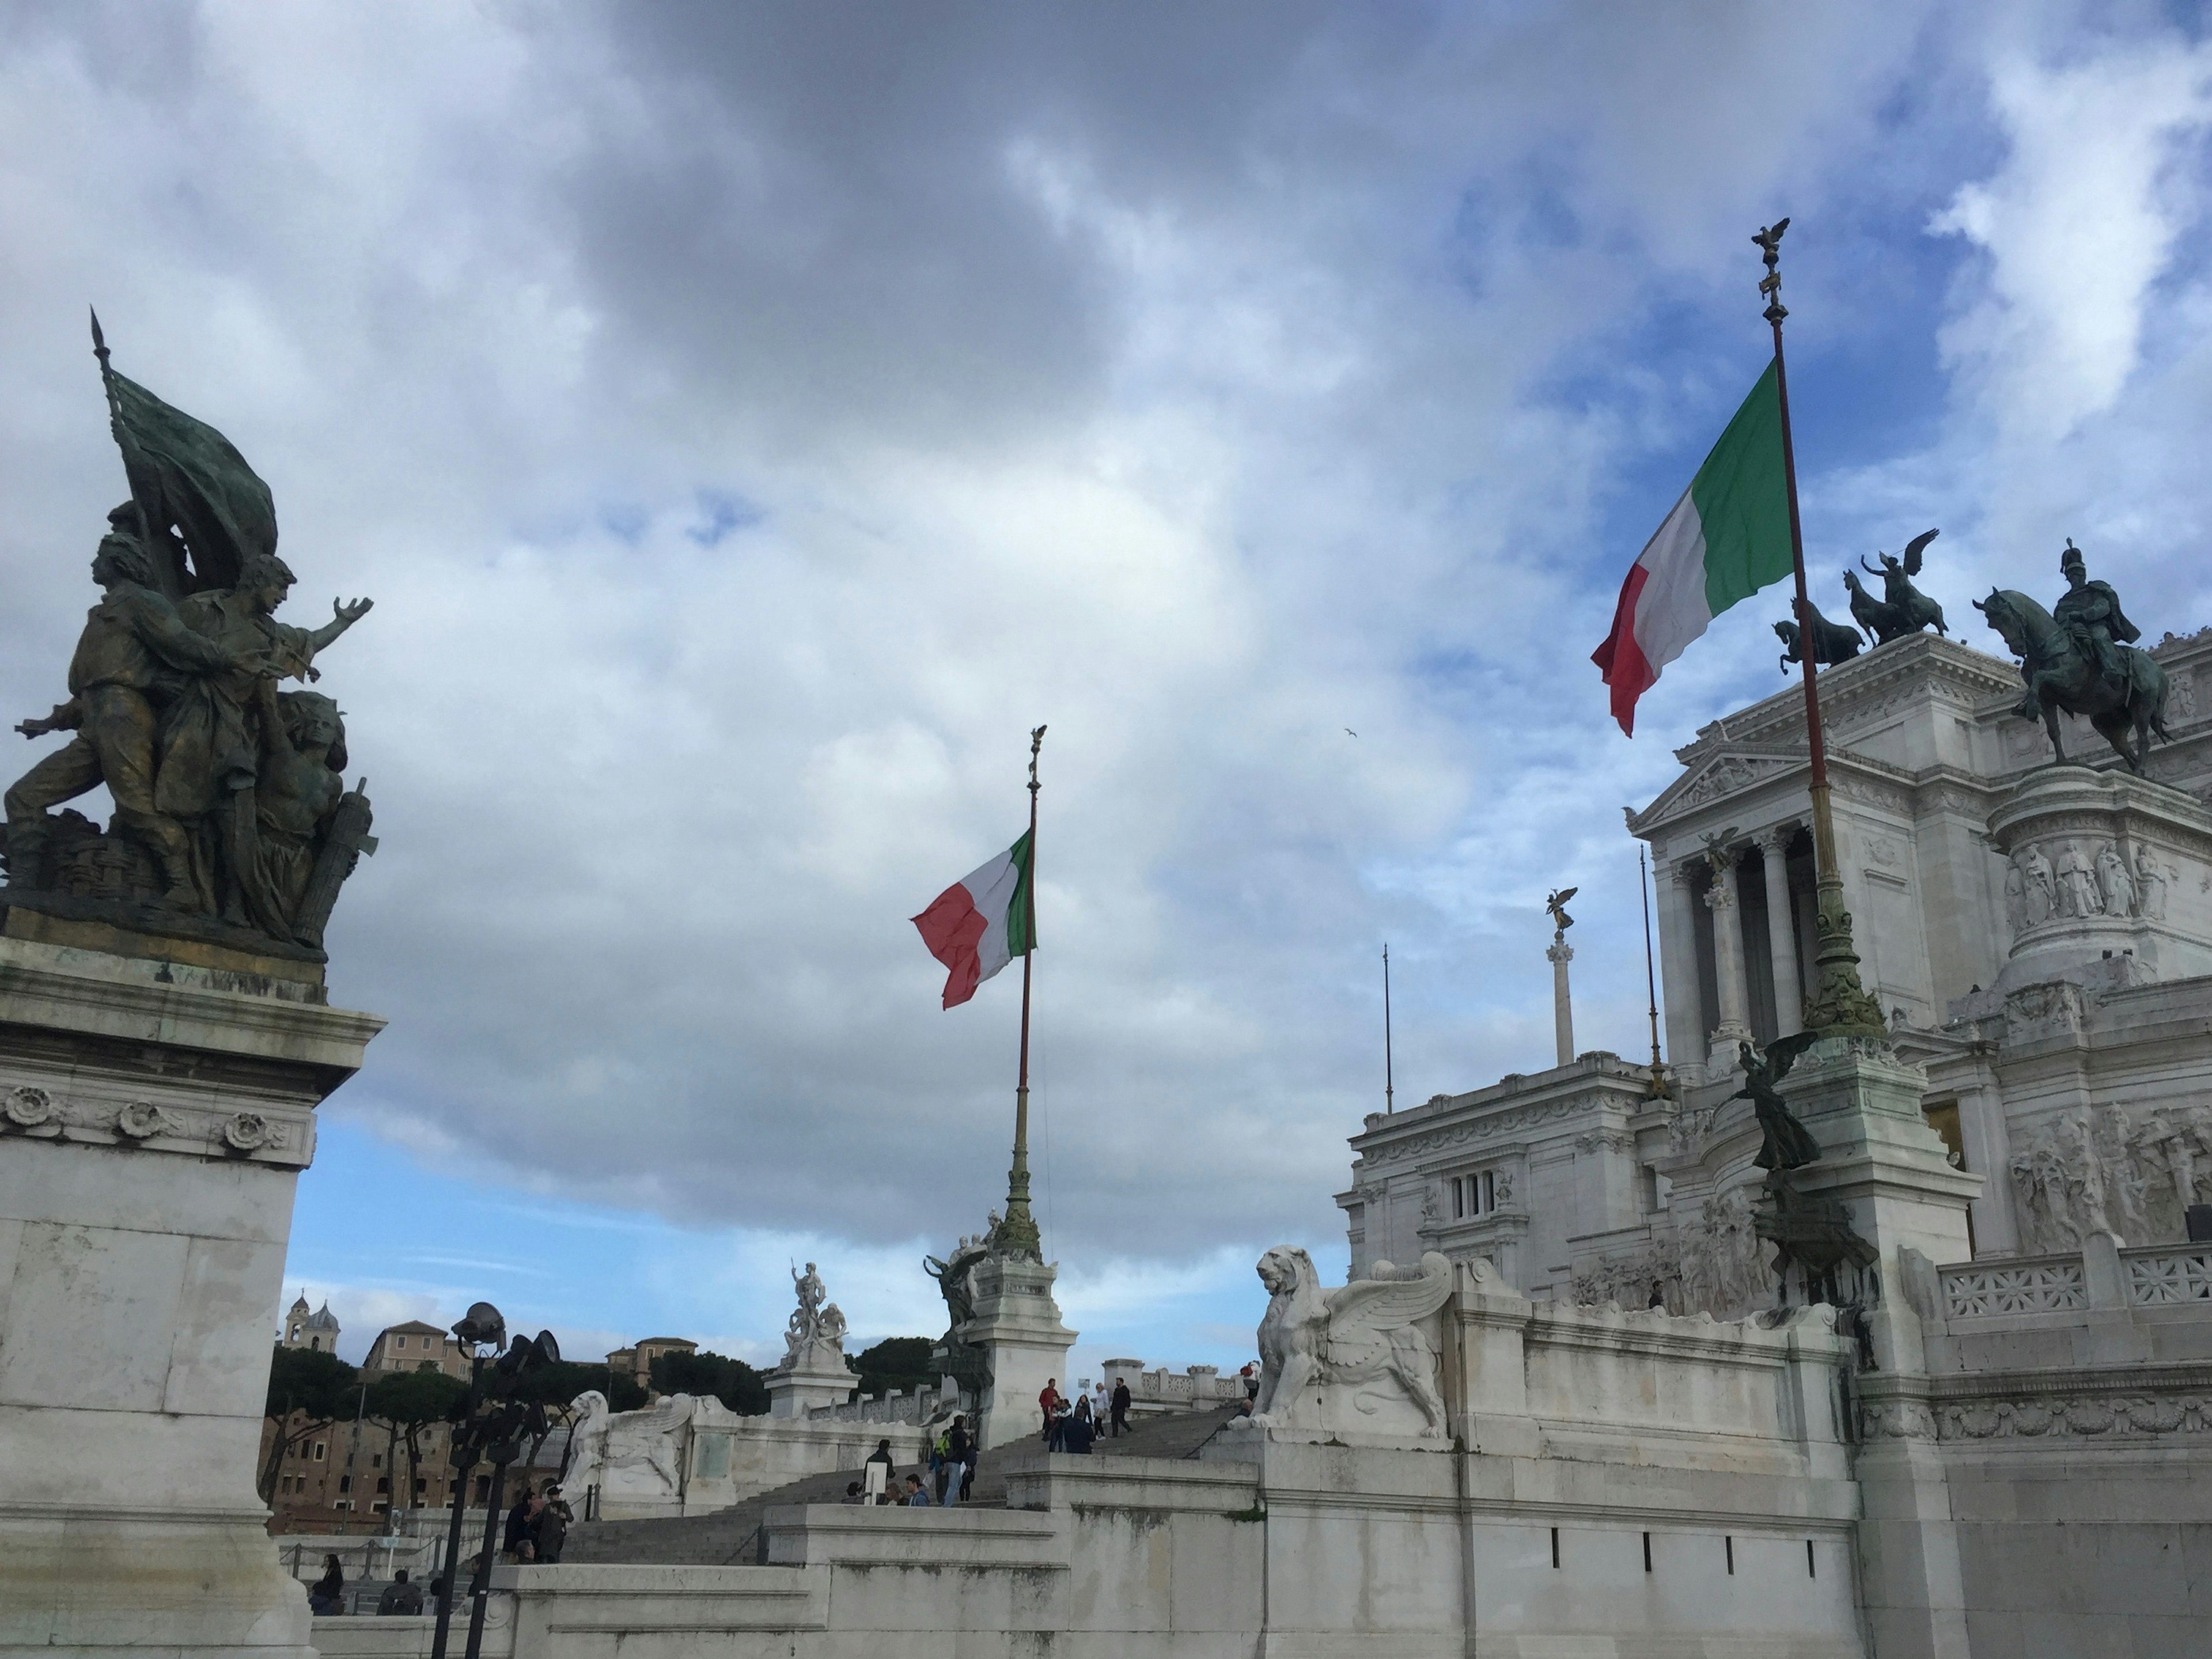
[1004,830,1037,957]
[1690,360,1794,616]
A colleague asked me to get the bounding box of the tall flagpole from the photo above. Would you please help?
[1382,943,1394,1116]
[1638,847,1666,1098]
[995,725,1048,1260]
[1756,221,1884,1037]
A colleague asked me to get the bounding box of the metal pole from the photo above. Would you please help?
[428,1351,484,1659]
[1755,220,1883,1038]
[1638,849,1666,1097]
[1382,944,1394,1114]
[462,1451,513,1659]
[995,726,1047,1259]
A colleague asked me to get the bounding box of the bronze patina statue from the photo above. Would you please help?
[1841,528,1945,644]
[1772,600,1863,674]
[1973,541,2169,772]
[1732,1035,1823,1172]
[2,317,376,961]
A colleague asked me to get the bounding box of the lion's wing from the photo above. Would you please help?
[1327,1251,1453,1335]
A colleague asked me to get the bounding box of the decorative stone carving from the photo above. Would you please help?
[1940,1257,2089,1317]
[2134,846,2169,920]
[2171,671,2198,721]
[1419,1186,1442,1227]
[4,1084,54,1128]
[1676,1186,1771,1319]
[1244,1246,1452,1439]
[1682,756,1782,808]
[560,1389,703,1501]
[220,1111,269,1153]
[2010,1112,2109,1252]
[2054,840,2103,918]
[113,1100,175,1141]
[2096,844,2136,917]
[2003,981,2085,1041]
[1570,1247,1677,1310]
[782,1260,845,1368]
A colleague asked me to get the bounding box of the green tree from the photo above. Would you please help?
[514,1358,646,1418]
[260,1344,359,1504]
[365,1368,470,1510]
[650,1349,771,1415]
[852,1336,935,1399]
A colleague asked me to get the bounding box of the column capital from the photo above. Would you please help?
[1702,879,1738,912]
[1755,823,1801,857]
[1546,939,1574,965]
[1669,857,1700,889]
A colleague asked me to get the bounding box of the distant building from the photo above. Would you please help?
[263,1314,475,1534]
[363,1319,471,1378]
[606,1335,697,1391]
[281,1291,340,1353]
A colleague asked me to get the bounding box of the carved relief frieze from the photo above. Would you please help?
[2009,1104,2212,1252]
[0,1077,305,1164]
[1363,1090,1630,1164]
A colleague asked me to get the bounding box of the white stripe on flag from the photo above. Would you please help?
[1630,485,1716,677]
[960,850,1021,984]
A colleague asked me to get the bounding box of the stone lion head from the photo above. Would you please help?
[1256,1245,1319,1297]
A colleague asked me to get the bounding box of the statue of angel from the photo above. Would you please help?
[1247,1246,1453,1437]
[1546,886,1578,934]
[1732,1033,1823,1172]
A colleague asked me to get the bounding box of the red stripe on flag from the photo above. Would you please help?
[1590,560,1656,737]
[912,882,988,1009]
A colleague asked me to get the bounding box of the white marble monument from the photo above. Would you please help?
[0,933,381,1658]
[764,1260,857,1419]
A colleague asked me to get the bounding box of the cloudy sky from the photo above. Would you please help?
[5,2,2210,1378]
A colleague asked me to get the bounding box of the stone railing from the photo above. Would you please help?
[2123,1244,2212,1305]
[1098,1360,1249,1410]
[1939,1253,2090,1318]
[1940,1241,2212,1319]
[809,1380,960,1425]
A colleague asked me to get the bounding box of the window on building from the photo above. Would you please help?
[1451,1171,1501,1219]
[376,1477,390,1494]
[371,1454,382,1467]
[338,1476,352,1494]
[421,1360,437,1371]
[414,1478,427,1496]
[395,1335,407,1350]
[289,1325,300,1341]
[475,1475,491,1501]
[312,1442,326,1462]
[372,1501,388,1513]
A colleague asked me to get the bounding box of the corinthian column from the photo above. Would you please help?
[1703,846,1753,1061]
[1758,826,1804,1037]
[1547,933,1575,1067]
[1661,859,1703,1065]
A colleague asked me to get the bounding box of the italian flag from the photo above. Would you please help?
[1591,361,1794,735]
[912,832,1036,1009]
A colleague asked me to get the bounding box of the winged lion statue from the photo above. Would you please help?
[1248,1246,1453,1438]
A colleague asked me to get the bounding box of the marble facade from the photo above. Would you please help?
[0,932,381,1658]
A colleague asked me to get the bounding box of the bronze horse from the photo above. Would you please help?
[1974,588,2170,772]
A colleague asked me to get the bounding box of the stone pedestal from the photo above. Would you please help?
[1779,1036,1981,1659]
[764,1345,856,1419]
[959,1253,1075,1450]
[1986,765,2212,991]
[0,933,381,1658]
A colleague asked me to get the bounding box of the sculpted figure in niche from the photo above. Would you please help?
[2092,1103,2150,1242]
[2053,841,2101,918]
[1676,1186,1767,1319]
[2096,844,2135,919]
[2003,859,2028,935]
[2133,847,2168,921]
[2020,844,2056,925]
[1248,1246,1452,1438]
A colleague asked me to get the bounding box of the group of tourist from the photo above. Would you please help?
[1037,1375,1132,1448]
[846,1415,977,1507]
[304,1557,425,1619]
[501,1480,574,1563]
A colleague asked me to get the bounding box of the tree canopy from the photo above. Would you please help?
[365,1366,470,1429]
[265,1343,358,1422]
[852,1336,935,1399]
[515,1359,647,1416]
[651,1348,770,1415]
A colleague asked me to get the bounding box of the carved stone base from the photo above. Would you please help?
[959,1253,1075,1450]
[765,1348,858,1419]
[0,935,380,1656]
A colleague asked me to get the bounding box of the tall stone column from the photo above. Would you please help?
[1546,934,1574,1067]
[960,1251,1076,1450]
[1758,826,1804,1037]
[1703,846,1753,1062]
[1660,859,1703,1069]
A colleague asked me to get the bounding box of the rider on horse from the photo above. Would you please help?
[2052,539,2142,697]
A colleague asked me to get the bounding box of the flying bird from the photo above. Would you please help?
[1344,728,1357,738]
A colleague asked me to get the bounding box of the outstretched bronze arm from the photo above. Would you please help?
[14,699,82,739]
[307,596,373,656]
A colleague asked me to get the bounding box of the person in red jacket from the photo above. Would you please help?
[1038,1378,1062,1443]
